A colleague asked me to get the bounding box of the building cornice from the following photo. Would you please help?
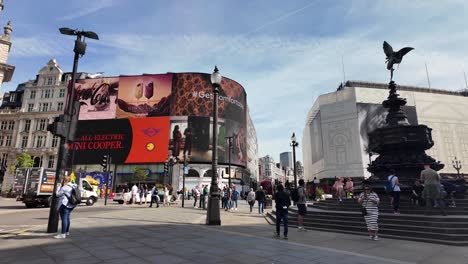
[0,62,15,82]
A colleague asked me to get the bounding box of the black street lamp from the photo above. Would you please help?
[226,136,234,188]
[47,27,98,233]
[206,66,221,225]
[452,156,462,177]
[290,133,299,189]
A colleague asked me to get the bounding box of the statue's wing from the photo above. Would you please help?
[396,47,414,58]
[383,41,393,57]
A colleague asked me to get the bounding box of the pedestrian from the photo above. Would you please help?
[410,180,425,207]
[139,184,148,205]
[199,185,205,208]
[387,170,401,214]
[122,184,129,205]
[297,179,307,231]
[421,163,446,215]
[247,188,256,213]
[193,187,200,208]
[231,185,239,211]
[54,175,77,239]
[202,185,209,209]
[255,186,266,214]
[149,185,160,208]
[358,184,380,241]
[221,186,227,209]
[333,177,344,202]
[163,186,170,206]
[274,184,291,240]
[345,178,354,199]
[131,183,138,205]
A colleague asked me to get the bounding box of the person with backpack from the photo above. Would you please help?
[387,170,401,214]
[231,185,240,211]
[54,175,78,239]
[149,185,160,208]
[296,179,307,231]
[274,184,291,240]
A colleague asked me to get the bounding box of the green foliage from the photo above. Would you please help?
[8,153,34,172]
[133,167,148,182]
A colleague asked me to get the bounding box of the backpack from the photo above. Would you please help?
[385,176,396,193]
[68,186,81,205]
[291,188,300,202]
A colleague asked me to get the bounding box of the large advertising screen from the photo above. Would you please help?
[73,73,248,167]
[75,77,119,120]
[71,117,170,164]
[116,74,172,118]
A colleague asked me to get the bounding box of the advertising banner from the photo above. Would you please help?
[171,73,247,125]
[75,77,119,120]
[79,172,112,189]
[39,169,55,194]
[71,117,170,164]
[116,74,172,118]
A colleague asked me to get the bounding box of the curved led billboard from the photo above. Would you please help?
[73,73,247,167]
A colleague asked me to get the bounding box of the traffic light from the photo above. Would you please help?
[101,155,109,172]
[164,162,169,176]
[47,115,67,137]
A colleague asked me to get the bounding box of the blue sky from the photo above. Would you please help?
[2,0,468,162]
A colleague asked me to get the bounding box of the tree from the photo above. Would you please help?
[8,153,34,172]
[133,167,148,183]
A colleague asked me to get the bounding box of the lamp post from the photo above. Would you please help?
[206,66,221,225]
[226,136,233,188]
[452,156,462,177]
[290,133,299,189]
[47,28,98,233]
[182,154,187,208]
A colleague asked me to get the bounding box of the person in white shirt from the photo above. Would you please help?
[54,176,77,239]
[131,184,138,205]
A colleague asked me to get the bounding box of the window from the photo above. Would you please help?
[0,136,4,146]
[57,102,64,112]
[10,93,16,102]
[0,121,6,130]
[40,103,50,112]
[48,155,55,168]
[51,136,59,147]
[46,77,54,86]
[35,135,44,148]
[1,153,8,168]
[21,136,28,148]
[59,89,66,98]
[30,90,36,99]
[36,119,47,131]
[44,90,51,98]
[8,121,14,130]
[28,104,34,112]
[24,120,31,132]
[5,136,11,147]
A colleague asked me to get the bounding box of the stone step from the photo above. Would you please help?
[310,204,466,215]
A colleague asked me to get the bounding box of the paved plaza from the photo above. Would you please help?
[1,198,468,264]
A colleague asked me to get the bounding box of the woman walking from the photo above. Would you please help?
[358,184,380,241]
[54,175,77,239]
[247,188,256,213]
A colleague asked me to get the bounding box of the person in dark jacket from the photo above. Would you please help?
[255,186,266,214]
[274,184,291,240]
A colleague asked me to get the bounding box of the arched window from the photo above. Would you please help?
[187,169,200,178]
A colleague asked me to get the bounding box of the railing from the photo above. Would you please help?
[0,109,20,114]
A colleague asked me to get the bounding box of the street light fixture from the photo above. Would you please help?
[452,156,462,177]
[290,133,299,189]
[47,27,99,233]
[206,66,221,225]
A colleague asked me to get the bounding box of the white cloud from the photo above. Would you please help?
[57,0,117,21]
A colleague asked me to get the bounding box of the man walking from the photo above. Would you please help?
[202,185,208,209]
[193,187,200,208]
[297,179,307,231]
[149,185,160,208]
[274,184,291,240]
[421,163,446,216]
[255,186,266,215]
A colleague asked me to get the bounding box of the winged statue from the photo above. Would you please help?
[383,41,413,81]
